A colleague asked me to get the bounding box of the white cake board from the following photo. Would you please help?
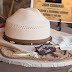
[0,54,72,67]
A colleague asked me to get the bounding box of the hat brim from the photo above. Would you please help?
[0,32,36,52]
[0,28,71,52]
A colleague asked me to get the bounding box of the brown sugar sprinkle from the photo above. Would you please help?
[10,41,15,44]
[0,46,29,58]
[0,45,5,54]
[56,48,60,50]
[1,44,72,62]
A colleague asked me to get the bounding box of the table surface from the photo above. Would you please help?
[50,22,72,34]
[0,62,71,72]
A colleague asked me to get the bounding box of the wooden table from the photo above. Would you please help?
[0,62,72,72]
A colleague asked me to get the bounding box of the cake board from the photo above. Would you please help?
[0,55,72,72]
[0,29,72,72]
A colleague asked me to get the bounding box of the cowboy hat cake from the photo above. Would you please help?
[4,8,51,45]
[0,8,72,69]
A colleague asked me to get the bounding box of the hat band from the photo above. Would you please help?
[3,34,52,45]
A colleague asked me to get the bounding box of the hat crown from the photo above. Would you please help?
[7,8,49,26]
[5,8,50,44]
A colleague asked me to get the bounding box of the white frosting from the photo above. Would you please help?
[14,53,30,56]
[30,52,38,58]
[5,8,50,40]
[14,52,38,58]
[1,54,72,67]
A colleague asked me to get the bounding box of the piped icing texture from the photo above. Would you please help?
[5,8,50,43]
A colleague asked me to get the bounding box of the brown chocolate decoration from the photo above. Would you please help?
[35,42,56,56]
[3,34,52,45]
